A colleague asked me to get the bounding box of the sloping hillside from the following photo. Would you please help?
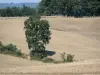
[0,17,100,74]
[0,54,100,74]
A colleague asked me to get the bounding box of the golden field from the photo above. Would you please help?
[0,16,100,75]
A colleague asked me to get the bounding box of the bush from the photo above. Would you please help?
[15,49,23,57]
[4,43,18,52]
[42,58,54,63]
[61,52,74,62]
[67,54,74,62]
[61,52,66,62]
[0,41,26,58]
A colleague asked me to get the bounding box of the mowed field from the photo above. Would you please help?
[0,16,100,74]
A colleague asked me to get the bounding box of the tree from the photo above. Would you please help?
[24,16,51,59]
[38,0,100,17]
[38,0,52,15]
[0,5,37,17]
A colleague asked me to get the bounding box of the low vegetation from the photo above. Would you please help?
[0,41,26,58]
[42,52,75,63]
[61,52,74,62]
[30,55,42,61]
[61,52,66,62]
[42,57,54,63]
[67,54,75,62]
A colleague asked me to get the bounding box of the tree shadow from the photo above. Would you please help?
[46,50,56,56]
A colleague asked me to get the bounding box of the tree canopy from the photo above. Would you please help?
[38,0,100,17]
[0,5,37,17]
[24,16,51,59]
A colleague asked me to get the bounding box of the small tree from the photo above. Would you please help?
[24,16,51,59]
[61,52,74,62]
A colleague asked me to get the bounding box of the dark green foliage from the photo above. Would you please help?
[24,16,51,59]
[30,51,47,59]
[0,41,25,58]
[4,43,18,52]
[38,0,100,17]
[0,5,37,17]
[42,57,54,63]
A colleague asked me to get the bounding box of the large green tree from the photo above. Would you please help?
[38,0,100,17]
[24,16,51,59]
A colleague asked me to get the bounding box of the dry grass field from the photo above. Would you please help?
[0,16,100,75]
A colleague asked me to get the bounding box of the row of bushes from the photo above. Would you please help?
[0,41,26,58]
[31,52,75,63]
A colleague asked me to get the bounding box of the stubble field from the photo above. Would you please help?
[0,16,100,75]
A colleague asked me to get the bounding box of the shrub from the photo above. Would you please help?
[61,52,66,62]
[67,54,74,62]
[61,52,74,62]
[15,50,23,57]
[42,57,54,63]
[0,41,26,58]
[4,43,17,52]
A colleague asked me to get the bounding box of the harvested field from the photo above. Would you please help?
[0,16,100,74]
